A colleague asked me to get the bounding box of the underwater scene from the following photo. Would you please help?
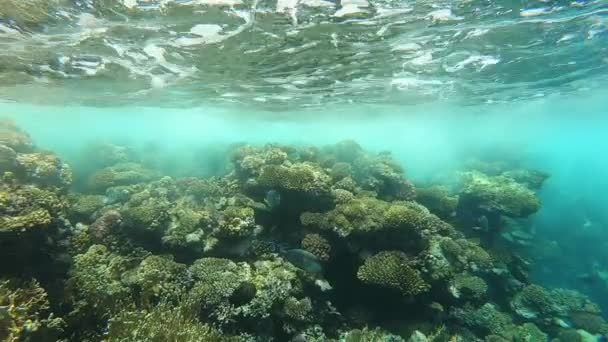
[1,0,608,341]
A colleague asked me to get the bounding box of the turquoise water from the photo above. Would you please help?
[2,0,608,341]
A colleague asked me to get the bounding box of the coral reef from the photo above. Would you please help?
[357,251,429,296]
[458,171,540,218]
[0,279,64,342]
[0,122,604,341]
[301,233,331,261]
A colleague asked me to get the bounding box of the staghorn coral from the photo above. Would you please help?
[301,233,331,261]
[357,251,429,296]
[0,279,64,342]
[458,171,540,218]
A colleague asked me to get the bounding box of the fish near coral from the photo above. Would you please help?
[283,249,323,274]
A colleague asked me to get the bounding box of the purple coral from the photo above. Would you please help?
[89,210,122,242]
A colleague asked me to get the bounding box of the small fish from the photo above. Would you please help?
[283,249,323,274]
[264,189,281,210]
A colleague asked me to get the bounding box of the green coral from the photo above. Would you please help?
[451,303,513,336]
[0,185,65,232]
[0,279,64,342]
[188,258,251,310]
[283,297,313,321]
[67,245,132,315]
[69,194,106,221]
[302,195,451,238]
[569,311,608,334]
[353,153,415,201]
[502,169,549,190]
[459,171,540,217]
[0,119,33,153]
[241,258,301,318]
[88,162,159,193]
[0,144,17,172]
[357,251,429,296]
[336,327,405,342]
[511,285,558,319]
[105,301,226,342]
[330,162,353,181]
[440,237,493,271]
[450,273,488,301]
[415,185,458,219]
[121,255,187,306]
[16,152,72,188]
[121,196,171,233]
[217,205,257,237]
[301,195,388,236]
[301,233,331,261]
[257,162,331,195]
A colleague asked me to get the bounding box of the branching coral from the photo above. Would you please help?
[301,233,331,261]
[357,251,429,296]
[105,301,226,342]
[187,257,251,311]
[240,258,301,318]
[450,303,513,337]
[0,279,64,342]
[67,245,132,315]
[283,296,313,322]
[121,255,187,306]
